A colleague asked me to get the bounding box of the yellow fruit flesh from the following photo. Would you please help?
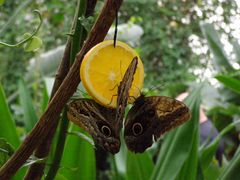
[81,40,144,108]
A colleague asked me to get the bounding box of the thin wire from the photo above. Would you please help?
[113,10,118,48]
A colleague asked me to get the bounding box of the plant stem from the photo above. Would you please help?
[24,0,94,179]
[44,0,91,178]
[0,10,42,47]
[0,0,123,179]
[45,111,69,180]
[23,33,72,180]
[70,0,87,64]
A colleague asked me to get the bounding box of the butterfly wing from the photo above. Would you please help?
[67,57,138,153]
[67,99,120,154]
[115,56,138,125]
[124,95,190,153]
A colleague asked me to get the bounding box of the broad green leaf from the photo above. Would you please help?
[200,140,219,171]
[18,79,38,132]
[0,84,20,148]
[23,33,43,52]
[200,23,233,73]
[151,84,202,180]
[177,129,199,180]
[219,145,240,180]
[55,173,68,180]
[197,161,204,180]
[203,161,222,180]
[215,75,240,94]
[0,138,14,167]
[59,124,96,179]
[126,151,154,180]
[112,136,128,180]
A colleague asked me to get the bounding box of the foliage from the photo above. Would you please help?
[1,80,239,179]
[200,17,240,178]
[121,1,197,89]
[0,0,75,96]
[0,0,240,179]
[0,138,14,168]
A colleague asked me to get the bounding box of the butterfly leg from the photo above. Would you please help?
[107,94,118,106]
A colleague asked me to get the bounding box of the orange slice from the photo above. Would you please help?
[80,40,144,108]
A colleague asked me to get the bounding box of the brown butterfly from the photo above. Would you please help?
[67,57,138,154]
[68,56,191,154]
[124,94,191,153]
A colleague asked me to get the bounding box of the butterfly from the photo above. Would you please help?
[67,57,191,154]
[67,57,138,154]
[124,94,190,153]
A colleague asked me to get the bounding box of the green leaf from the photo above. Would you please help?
[59,124,96,179]
[0,0,5,6]
[215,75,240,94]
[41,82,49,113]
[55,173,68,180]
[232,40,240,64]
[23,33,42,52]
[177,129,199,180]
[200,23,234,73]
[0,84,20,148]
[126,151,154,180]
[151,84,202,180]
[18,79,38,132]
[200,140,219,171]
[200,120,240,171]
[219,145,240,180]
[78,16,95,32]
[112,138,128,180]
[203,162,222,180]
[0,138,14,167]
[67,131,94,146]
[0,137,25,179]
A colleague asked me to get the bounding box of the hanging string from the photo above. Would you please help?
[113,10,118,48]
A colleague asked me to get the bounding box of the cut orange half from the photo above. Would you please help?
[80,40,144,108]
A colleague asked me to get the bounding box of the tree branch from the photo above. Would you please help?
[23,40,71,180]
[24,0,97,179]
[0,0,123,179]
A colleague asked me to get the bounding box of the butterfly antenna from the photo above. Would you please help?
[130,83,143,96]
[109,83,119,91]
[144,82,166,96]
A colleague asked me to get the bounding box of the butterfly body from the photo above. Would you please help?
[124,95,191,153]
[115,57,138,126]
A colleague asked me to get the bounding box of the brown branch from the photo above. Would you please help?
[23,41,71,180]
[0,0,123,179]
[24,1,98,179]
